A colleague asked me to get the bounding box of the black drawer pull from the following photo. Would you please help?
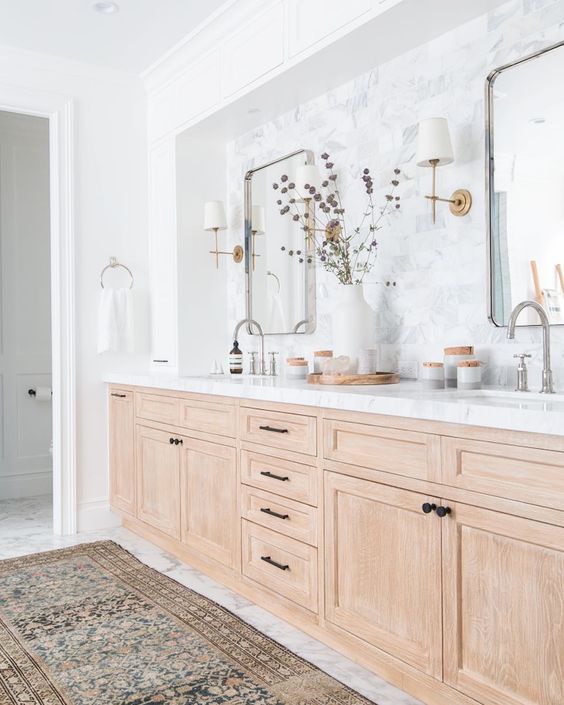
[436,505,451,518]
[259,425,289,434]
[260,471,289,482]
[422,503,437,514]
[111,393,127,398]
[261,555,289,571]
[260,507,289,520]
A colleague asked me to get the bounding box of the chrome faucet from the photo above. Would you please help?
[232,318,265,375]
[507,300,554,393]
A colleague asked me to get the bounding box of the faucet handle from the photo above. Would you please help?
[513,353,532,360]
[268,351,279,377]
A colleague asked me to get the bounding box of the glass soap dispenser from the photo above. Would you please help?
[229,340,243,374]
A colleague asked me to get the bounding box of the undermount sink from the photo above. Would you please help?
[439,388,564,411]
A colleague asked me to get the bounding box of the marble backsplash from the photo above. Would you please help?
[225,0,564,389]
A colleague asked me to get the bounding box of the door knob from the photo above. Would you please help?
[422,502,437,514]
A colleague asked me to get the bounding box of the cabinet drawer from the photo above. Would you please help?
[179,397,236,438]
[241,486,318,545]
[109,387,134,403]
[242,520,318,613]
[442,437,564,511]
[136,392,180,426]
[324,419,440,481]
[240,449,318,505]
[240,407,316,456]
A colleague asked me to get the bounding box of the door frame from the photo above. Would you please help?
[0,84,76,535]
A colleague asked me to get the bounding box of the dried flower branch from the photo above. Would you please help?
[272,155,401,285]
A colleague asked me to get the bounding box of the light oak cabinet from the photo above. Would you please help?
[442,502,564,705]
[180,436,238,569]
[324,471,443,678]
[109,389,136,516]
[109,386,564,705]
[136,425,181,539]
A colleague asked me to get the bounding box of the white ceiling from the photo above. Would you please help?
[0,0,228,73]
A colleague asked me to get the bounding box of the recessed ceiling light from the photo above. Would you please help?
[92,1,119,14]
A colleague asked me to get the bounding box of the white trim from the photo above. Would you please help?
[0,85,76,535]
[0,470,53,499]
[77,498,121,533]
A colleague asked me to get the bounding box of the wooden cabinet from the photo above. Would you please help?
[324,471,443,678]
[110,386,564,705]
[109,388,136,516]
[136,425,181,538]
[180,436,238,569]
[443,502,564,705]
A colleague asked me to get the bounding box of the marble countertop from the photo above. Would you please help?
[104,372,564,437]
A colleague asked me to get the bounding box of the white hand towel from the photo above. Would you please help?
[97,288,134,354]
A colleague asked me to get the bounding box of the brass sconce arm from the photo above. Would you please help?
[424,159,472,224]
[208,227,243,269]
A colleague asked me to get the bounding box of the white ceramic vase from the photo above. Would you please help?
[332,284,372,373]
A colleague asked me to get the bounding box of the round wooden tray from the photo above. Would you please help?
[308,372,400,385]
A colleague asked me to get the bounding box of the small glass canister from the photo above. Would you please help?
[457,359,481,390]
[421,362,444,389]
[313,350,333,374]
[444,346,475,388]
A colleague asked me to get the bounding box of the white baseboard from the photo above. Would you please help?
[77,497,121,533]
[0,470,52,498]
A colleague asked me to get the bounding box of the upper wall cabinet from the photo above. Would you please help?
[148,51,222,142]
[222,3,285,98]
[288,0,372,58]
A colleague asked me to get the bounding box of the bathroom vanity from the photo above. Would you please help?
[107,376,563,705]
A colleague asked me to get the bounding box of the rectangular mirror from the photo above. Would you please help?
[244,149,316,335]
[487,41,564,326]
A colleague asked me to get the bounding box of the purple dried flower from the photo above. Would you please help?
[321,152,329,160]
[322,180,329,187]
[363,168,370,174]
[326,162,334,169]
[329,174,337,181]
[288,182,295,189]
[272,183,279,190]
[293,214,299,221]
[281,174,288,182]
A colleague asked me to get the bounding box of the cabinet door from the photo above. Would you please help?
[136,425,180,538]
[443,503,564,705]
[324,472,442,678]
[180,437,237,569]
[109,388,135,516]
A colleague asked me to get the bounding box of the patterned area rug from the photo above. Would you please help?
[0,541,373,704]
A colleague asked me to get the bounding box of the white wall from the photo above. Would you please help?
[0,111,52,499]
[0,46,149,529]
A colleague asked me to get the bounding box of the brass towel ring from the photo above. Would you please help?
[100,257,134,289]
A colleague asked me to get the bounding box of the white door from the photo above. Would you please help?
[0,111,52,499]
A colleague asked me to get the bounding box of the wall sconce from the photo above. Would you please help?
[295,164,322,241]
[203,201,243,268]
[416,117,472,224]
[251,205,265,271]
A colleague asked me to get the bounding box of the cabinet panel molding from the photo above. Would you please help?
[443,503,564,705]
[179,396,237,438]
[180,436,238,568]
[324,419,440,481]
[136,425,181,538]
[442,436,564,511]
[242,519,318,613]
[324,471,443,678]
[109,388,136,516]
[288,0,371,58]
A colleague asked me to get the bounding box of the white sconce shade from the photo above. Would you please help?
[416,118,454,167]
[294,164,322,198]
[252,205,266,234]
[203,200,227,231]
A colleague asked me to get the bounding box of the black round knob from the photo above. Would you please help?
[422,502,436,514]
[436,506,451,518]
[169,438,174,444]
[174,438,180,445]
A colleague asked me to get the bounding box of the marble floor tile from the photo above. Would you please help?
[0,495,423,705]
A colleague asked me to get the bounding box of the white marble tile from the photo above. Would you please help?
[221,0,564,387]
[0,496,422,705]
